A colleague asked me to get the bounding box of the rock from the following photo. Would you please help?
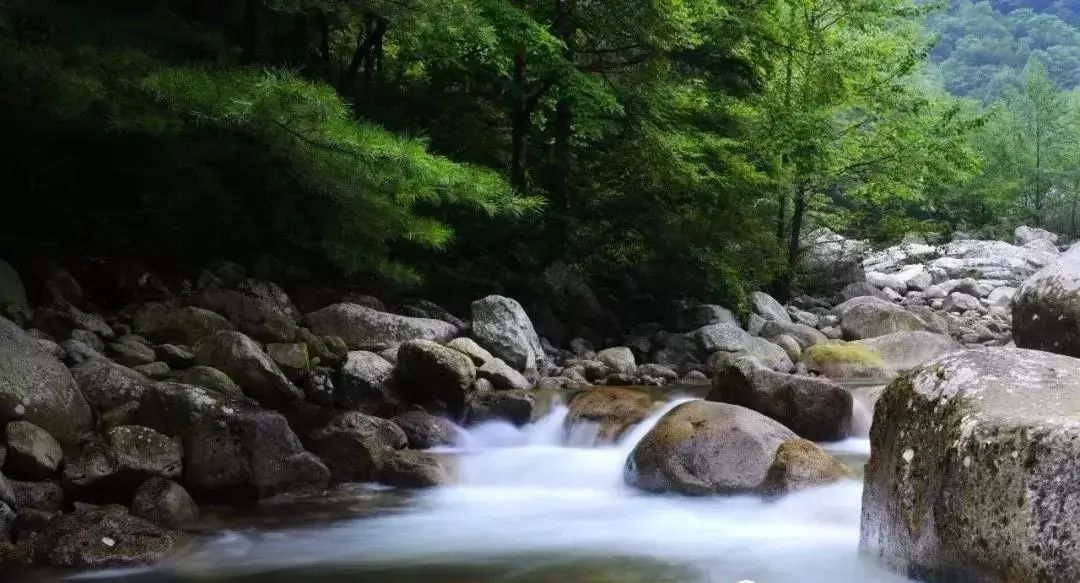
[759,438,851,496]
[132,304,234,347]
[597,347,636,376]
[70,329,104,352]
[32,303,114,341]
[624,400,797,495]
[337,351,396,410]
[306,303,458,352]
[636,363,679,382]
[194,331,302,409]
[841,282,890,302]
[860,348,1080,582]
[773,334,802,363]
[854,331,961,376]
[709,358,852,441]
[477,358,531,391]
[798,228,868,293]
[63,425,182,501]
[1014,243,1080,356]
[670,301,738,330]
[23,507,179,567]
[895,264,933,291]
[569,337,597,360]
[1015,225,1058,247]
[302,410,407,482]
[391,411,461,449]
[987,286,1016,306]
[133,362,171,380]
[462,390,535,426]
[402,300,469,331]
[801,343,888,379]
[692,323,793,372]
[866,272,908,293]
[378,450,451,488]
[154,344,194,369]
[108,336,157,367]
[5,421,63,479]
[0,317,93,444]
[835,297,934,340]
[0,472,14,508]
[943,292,981,314]
[61,339,104,366]
[759,320,827,349]
[395,340,476,414]
[297,366,336,408]
[193,279,300,342]
[0,259,28,308]
[566,388,652,444]
[179,366,242,397]
[447,337,495,366]
[929,240,1054,284]
[751,291,792,324]
[10,480,65,513]
[265,343,310,379]
[130,478,198,528]
[70,356,151,416]
[295,327,341,366]
[471,295,547,379]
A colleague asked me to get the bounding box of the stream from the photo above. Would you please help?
[16,386,910,583]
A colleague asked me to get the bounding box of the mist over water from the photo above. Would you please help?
[58,390,907,583]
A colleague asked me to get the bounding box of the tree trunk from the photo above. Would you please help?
[510,49,529,191]
[362,19,386,91]
[776,185,806,300]
[342,17,385,94]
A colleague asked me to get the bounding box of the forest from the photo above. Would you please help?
[1,0,1078,311]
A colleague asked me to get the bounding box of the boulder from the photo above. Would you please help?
[265,342,310,379]
[108,336,157,367]
[637,363,679,382]
[565,388,652,444]
[759,320,827,349]
[987,286,1016,306]
[841,282,890,302]
[751,291,792,324]
[801,343,889,380]
[470,295,547,378]
[32,303,114,341]
[670,301,738,330]
[194,331,303,409]
[63,425,182,501]
[896,264,933,291]
[132,304,234,347]
[192,279,300,342]
[337,351,396,410]
[760,438,852,496]
[1015,225,1058,247]
[302,410,407,482]
[462,390,535,426]
[0,317,93,444]
[133,362,171,380]
[179,366,242,397]
[378,450,452,488]
[305,303,458,352]
[10,479,64,513]
[391,411,461,449]
[71,354,156,415]
[835,297,934,340]
[861,348,1080,582]
[130,478,199,528]
[155,344,194,369]
[5,421,63,479]
[61,339,104,366]
[477,358,531,391]
[798,228,868,293]
[395,340,476,414]
[447,337,495,366]
[709,358,852,441]
[624,400,797,495]
[297,366,336,408]
[867,272,908,293]
[597,347,636,376]
[854,331,961,376]
[1013,243,1080,356]
[943,292,981,314]
[691,323,793,372]
[0,259,28,308]
[22,507,179,568]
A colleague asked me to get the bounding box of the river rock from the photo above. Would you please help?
[378,450,451,488]
[759,320,827,349]
[1015,225,1058,247]
[1013,243,1080,356]
[130,478,199,528]
[179,366,242,397]
[692,323,793,372]
[10,479,64,513]
[32,303,114,342]
[477,358,531,391]
[395,340,476,414]
[108,336,157,367]
[854,331,961,376]
[63,425,182,501]
[22,507,179,568]
[5,421,63,479]
[760,438,852,496]
[709,358,852,441]
[0,317,93,445]
[861,348,1080,582]
[154,344,194,369]
[624,400,797,495]
[391,411,461,449]
[835,297,934,340]
[751,292,792,323]
[337,351,396,410]
[193,279,300,342]
[447,337,495,366]
[798,228,867,293]
[801,343,888,379]
[306,303,458,352]
[867,271,907,293]
[596,347,636,376]
[470,295,547,379]
[194,331,302,409]
[566,388,651,444]
[132,304,234,346]
[462,390,535,426]
[302,410,407,482]
[943,292,981,314]
[265,342,310,379]
[987,286,1016,306]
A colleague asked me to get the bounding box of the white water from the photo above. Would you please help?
[143,393,907,583]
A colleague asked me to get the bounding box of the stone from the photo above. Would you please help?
[709,358,852,441]
[759,438,851,496]
[0,317,93,444]
[0,259,28,308]
[798,228,868,293]
[22,507,179,568]
[379,450,452,488]
[759,320,827,349]
[471,295,547,379]
[302,410,407,482]
[801,343,889,380]
[670,301,739,330]
[854,331,961,376]
[10,479,65,513]
[32,303,114,341]
[462,390,535,426]
[130,478,199,528]
[751,291,792,323]
[987,286,1016,306]
[61,339,104,366]
[477,358,532,391]
[5,421,63,479]
[565,388,652,444]
[70,329,104,352]
[1013,244,1080,356]
[1015,225,1058,247]
[63,425,182,501]
[636,363,679,382]
[861,348,1080,582]
[108,336,157,366]
[692,323,793,372]
[155,344,194,369]
[597,347,636,376]
[624,400,797,495]
[306,303,458,351]
[265,342,310,379]
[194,331,303,409]
[866,271,908,293]
[395,340,476,414]
[298,366,336,408]
[337,351,396,410]
[71,356,155,415]
[392,411,462,449]
[447,337,495,366]
[295,327,341,366]
[834,296,934,340]
[943,292,981,314]
[896,264,933,291]
[132,304,234,347]
[193,279,300,341]
[179,366,243,397]
[133,362,171,380]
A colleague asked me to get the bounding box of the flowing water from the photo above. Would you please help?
[19,386,910,583]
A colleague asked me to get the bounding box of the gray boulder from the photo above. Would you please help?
[0,317,93,444]
[471,295,547,379]
[392,411,462,449]
[691,323,793,372]
[132,304,234,346]
[63,425,182,500]
[193,279,300,342]
[597,347,637,375]
[302,410,407,482]
[179,366,242,397]
[194,331,303,409]
[566,387,652,444]
[854,331,961,376]
[306,303,458,352]
[379,450,452,488]
[759,320,827,349]
[463,390,535,426]
[751,291,792,323]
[477,358,531,391]
[798,228,868,293]
[395,340,476,414]
[22,507,179,568]
[1015,225,1058,247]
[835,297,935,340]
[130,477,199,528]
[5,421,63,479]
[447,337,495,366]
[337,351,396,410]
[1014,243,1080,356]
[108,336,157,366]
[943,292,981,314]
[861,348,1080,582]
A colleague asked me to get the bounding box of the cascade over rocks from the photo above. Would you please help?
[306,302,458,351]
[862,348,1080,582]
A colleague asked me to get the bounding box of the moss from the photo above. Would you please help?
[804,343,885,366]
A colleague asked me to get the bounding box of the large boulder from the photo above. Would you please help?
[337,351,396,410]
[192,279,300,342]
[625,400,845,495]
[565,388,652,444]
[4,421,63,479]
[301,410,407,482]
[62,425,182,501]
[1014,243,1080,356]
[760,438,852,496]
[391,411,461,449]
[0,317,93,444]
[395,340,476,414]
[132,304,234,347]
[1015,225,1058,247]
[462,390,535,426]
[470,295,547,379]
[71,357,156,416]
[759,320,827,350]
[835,297,935,340]
[751,292,792,324]
[861,348,1080,582]
[477,358,531,391]
[305,303,458,352]
[798,228,868,293]
[21,507,179,568]
[194,331,302,409]
[691,323,793,372]
[130,477,199,528]
[709,358,852,441]
[854,331,961,376]
[801,343,889,380]
[596,347,636,376]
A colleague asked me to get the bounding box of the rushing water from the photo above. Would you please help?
[21,386,910,583]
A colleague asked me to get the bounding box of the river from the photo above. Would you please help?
[17,387,910,583]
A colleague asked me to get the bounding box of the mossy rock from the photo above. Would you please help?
[802,343,887,380]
